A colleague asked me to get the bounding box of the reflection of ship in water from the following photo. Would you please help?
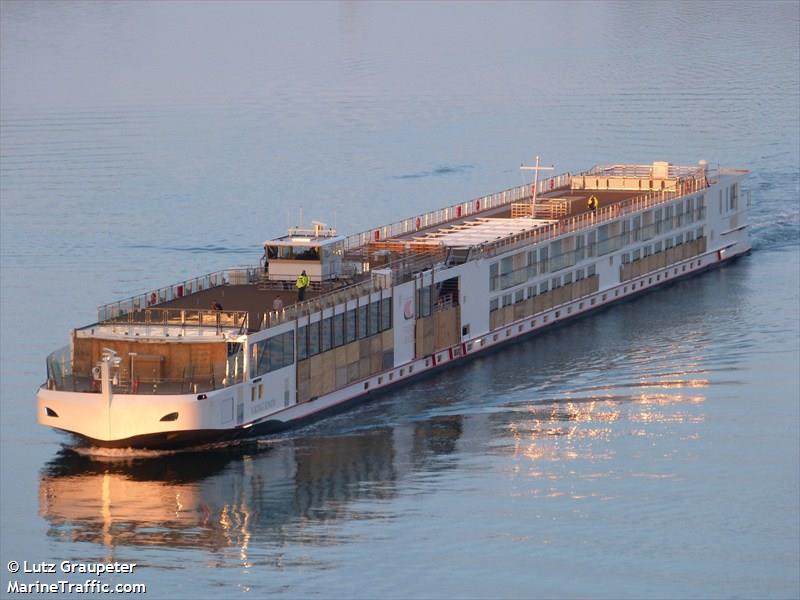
[39,415,466,551]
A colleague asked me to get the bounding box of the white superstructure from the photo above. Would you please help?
[37,161,751,448]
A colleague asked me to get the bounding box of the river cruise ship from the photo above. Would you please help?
[38,160,751,448]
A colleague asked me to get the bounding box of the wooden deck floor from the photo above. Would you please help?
[159,284,321,331]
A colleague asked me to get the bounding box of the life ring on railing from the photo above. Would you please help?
[456,206,462,218]
[150,292,157,306]
[559,221,565,234]
[549,179,555,191]
[415,217,421,230]
[476,199,481,211]
[374,230,380,241]
[132,377,140,393]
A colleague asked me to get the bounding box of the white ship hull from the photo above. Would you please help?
[37,162,751,449]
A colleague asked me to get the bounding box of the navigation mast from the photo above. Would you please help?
[520,155,554,217]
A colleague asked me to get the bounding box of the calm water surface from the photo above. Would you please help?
[1,2,798,598]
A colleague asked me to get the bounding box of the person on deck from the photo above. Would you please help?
[587,195,599,212]
[296,270,309,301]
[272,295,284,312]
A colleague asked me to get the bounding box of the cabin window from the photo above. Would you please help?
[539,281,549,294]
[259,384,264,399]
[400,368,405,376]
[381,298,392,330]
[321,317,332,352]
[357,304,369,339]
[551,276,561,289]
[369,301,380,335]
[408,365,414,373]
[527,286,536,298]
[333,312,344,347]
[654,240,663,253]
[462,324,470,336]
[345,309,356,343]
[502,294,512,307]
[514,290,524,304]
[251,387,256,402]
[489,262,499,291]
[252,331,295,376]
[587,264,596,277]
[308,321,320,356]
[297,325,308,360]
[563,272,573,285]
[490,298,499,312]
[538,246,549,272]
[586,230,596,257]
[575,268,585,280]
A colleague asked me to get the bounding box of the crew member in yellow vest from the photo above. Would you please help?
[296,270,310,301]
[587,195,599,212]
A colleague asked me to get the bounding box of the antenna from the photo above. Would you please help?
[520,155,554,217]
[299,206,303,229]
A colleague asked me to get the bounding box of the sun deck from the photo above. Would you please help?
[90,162,714,337]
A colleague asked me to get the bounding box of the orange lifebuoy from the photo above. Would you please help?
[374,230,380,241]
[476,200,481,210]
[549,179,555,190]
[416,217,421,229]
[150,292,157,306]
[456,206,462,218]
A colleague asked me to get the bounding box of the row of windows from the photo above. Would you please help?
[490,264,597,311]
[490,200,706,292]
[620,228,704,264]
[297,298,392,360]
[251,331,295,377]
[719,184,739,214]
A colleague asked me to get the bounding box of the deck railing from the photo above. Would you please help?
[96,266,259,322]
[479,175,710,258]
[342,170,579,253]
[44,347,246,394]
[98,308,249,335]
[259,248,447,330]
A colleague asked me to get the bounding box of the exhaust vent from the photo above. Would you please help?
[45,407,59,418]
[159,412,179,422]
